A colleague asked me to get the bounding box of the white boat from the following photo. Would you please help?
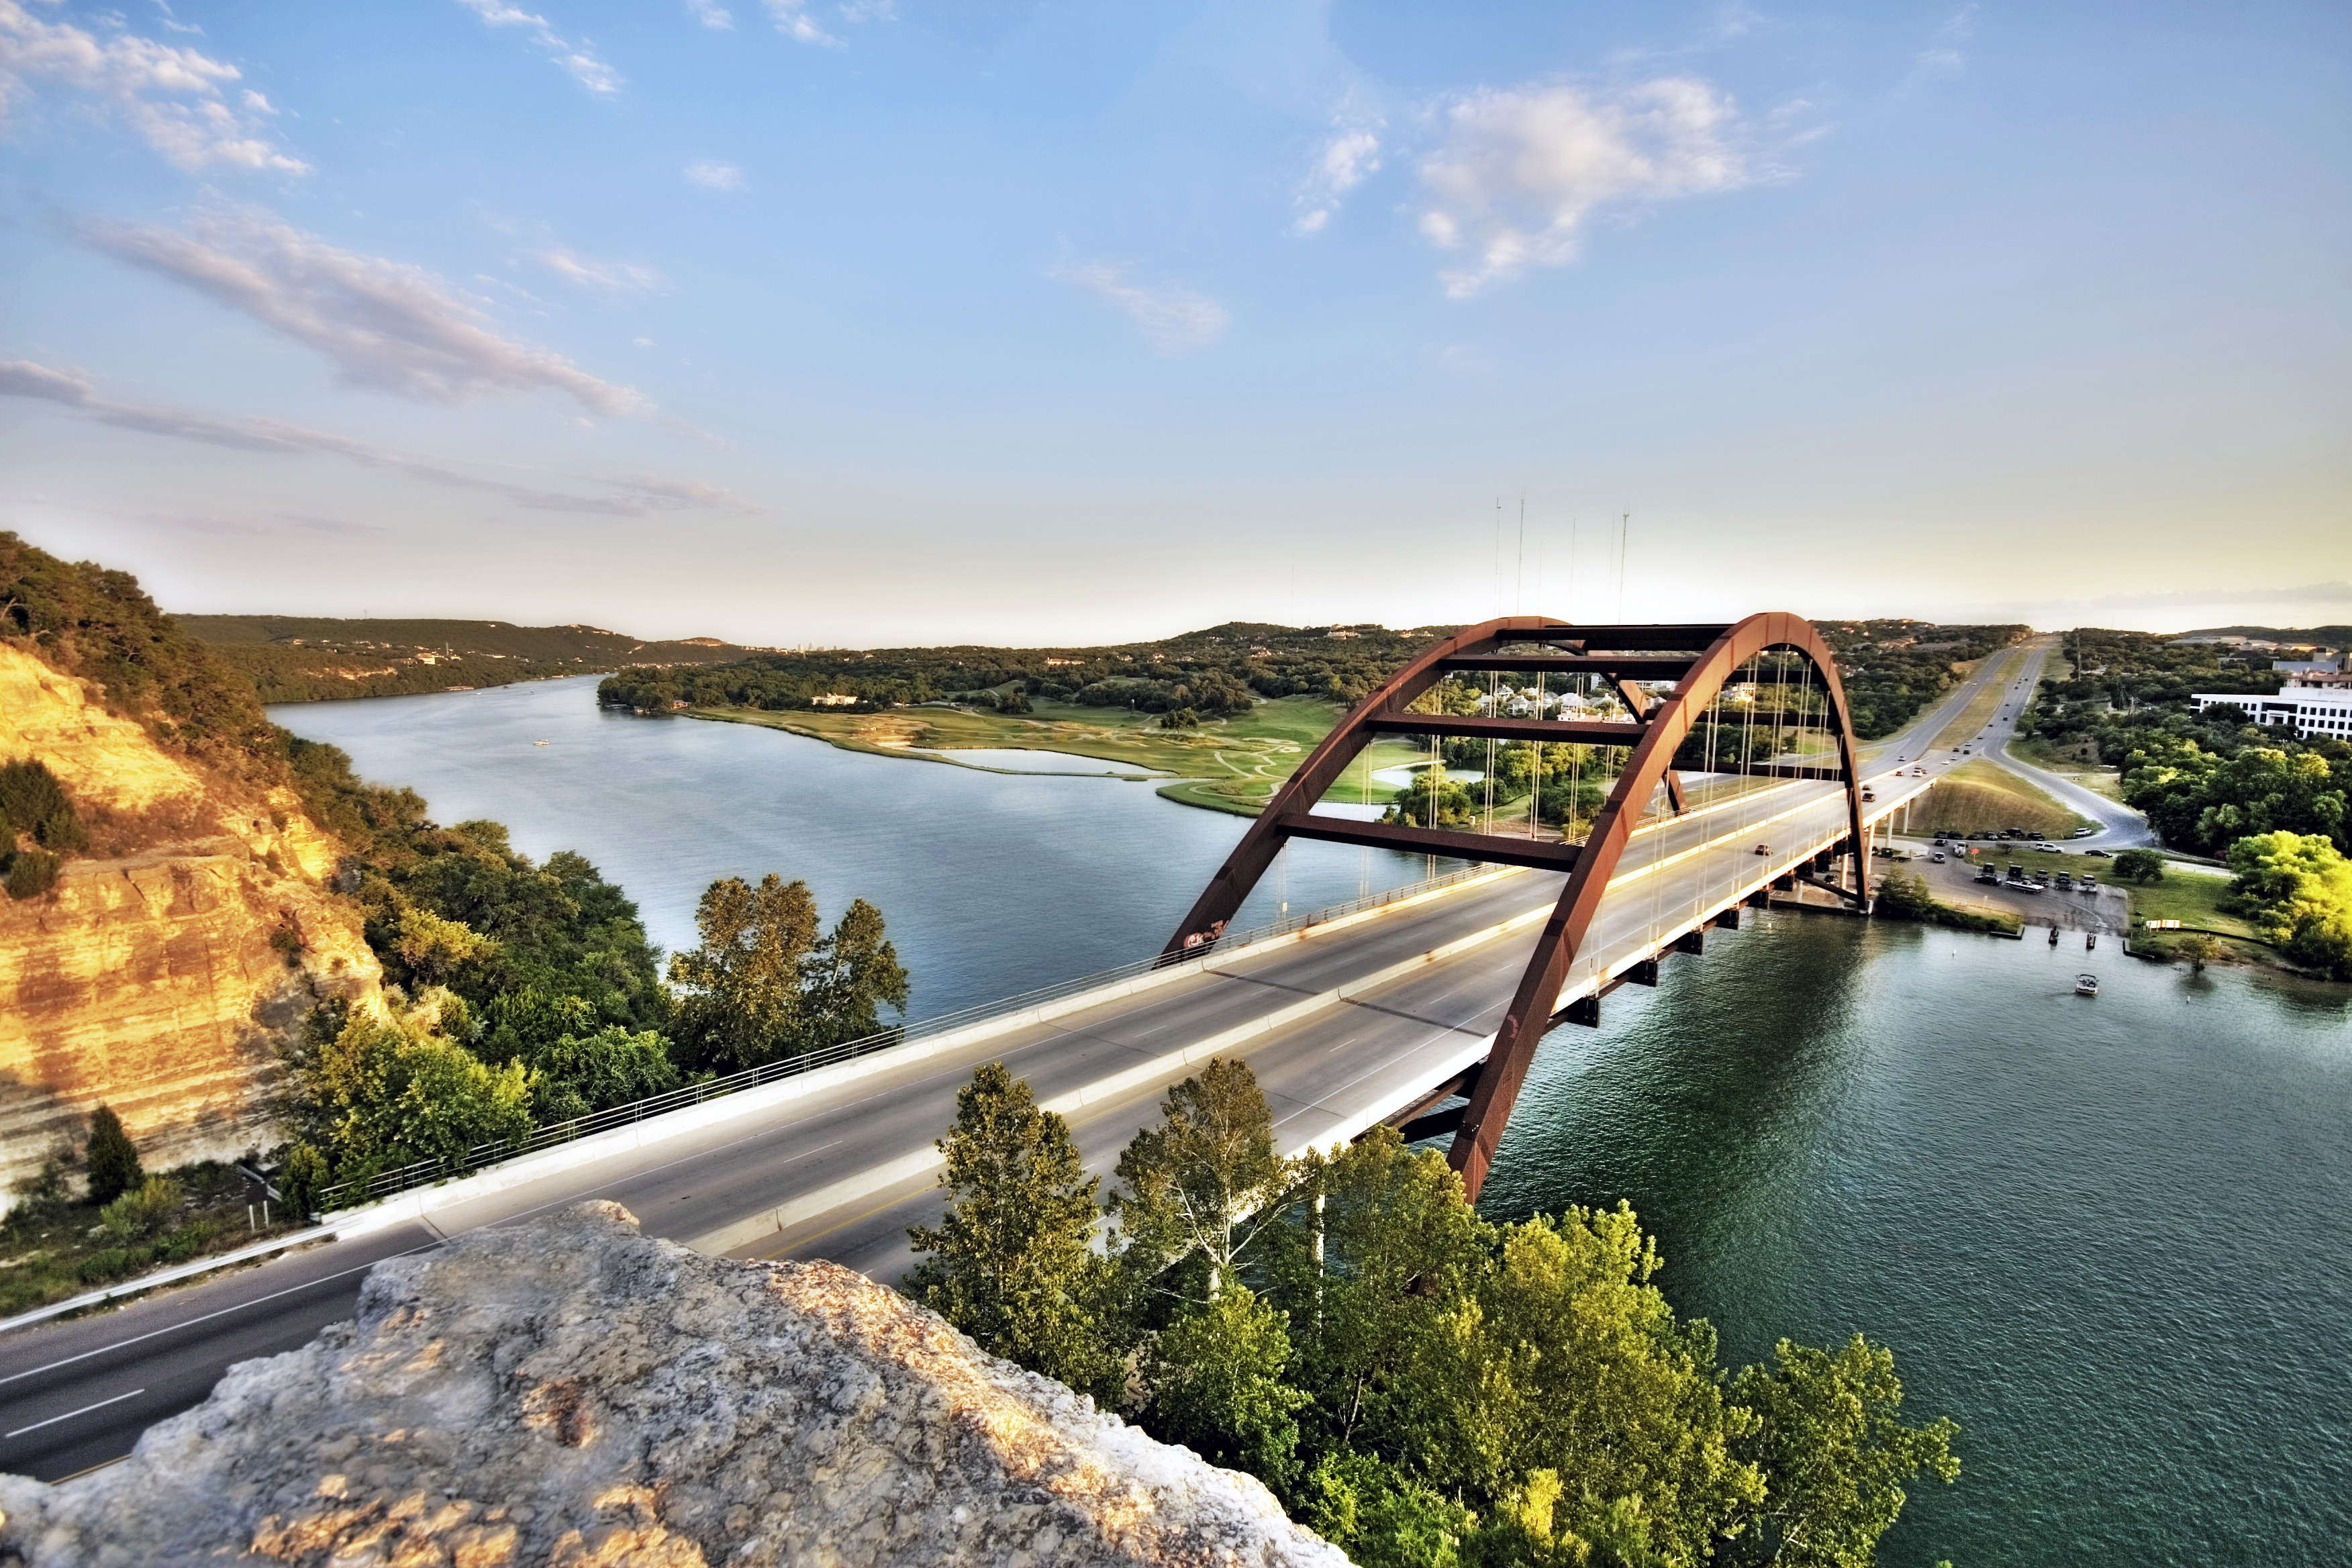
[2074,973,2099,997]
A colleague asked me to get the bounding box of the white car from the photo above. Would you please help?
[2035,842,2059,852]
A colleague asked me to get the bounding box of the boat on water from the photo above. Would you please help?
[534,739,550,746]
[2075,973,2100,997]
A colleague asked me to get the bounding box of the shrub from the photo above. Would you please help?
[78,1248,130,1284]
[278,1143,330,1217]
[0,756,86,853]
[2112,848,2167,883]
[85,1106,144,1205]
[4,848,60,900]
[99,1176,182,1242]
[5,1153,70,1233]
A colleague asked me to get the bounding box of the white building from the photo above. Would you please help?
[2192,685,2352,739]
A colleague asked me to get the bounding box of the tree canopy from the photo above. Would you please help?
[2228,832,2352,979]
[667,875,910,1071]
[910,1062,1960,1567]
[905,1061,1122,1404]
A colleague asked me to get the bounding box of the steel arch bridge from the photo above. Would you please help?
[1164,613,1871,1200]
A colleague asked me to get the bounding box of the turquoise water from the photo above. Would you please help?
[275,678,2351,1563]
[1478,913,2351,1565]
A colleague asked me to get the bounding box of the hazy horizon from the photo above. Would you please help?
[3,1,2345,644]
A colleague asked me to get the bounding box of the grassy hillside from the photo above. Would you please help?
[1912,759,2092,837]
[175,615,756,703]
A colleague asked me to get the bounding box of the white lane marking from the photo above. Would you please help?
[5,1387,146,1438]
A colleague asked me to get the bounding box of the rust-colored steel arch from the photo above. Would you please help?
[1161,612,1869,1202]
[1442,611,1867,1198]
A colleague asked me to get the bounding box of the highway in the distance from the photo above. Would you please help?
[0,644,2045,1482]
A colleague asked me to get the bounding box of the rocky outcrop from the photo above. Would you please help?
[0,1203,1349,1567]
[0,642,377,1199]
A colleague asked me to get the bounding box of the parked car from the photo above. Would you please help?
[2079,875,2098,890]
[2036,842,2059,852]
[1754,843,1771,855]
[2069,826,2097,838]
[2084,849,2111,858]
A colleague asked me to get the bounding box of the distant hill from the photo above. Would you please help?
[174,614,759,703]
[2176,624,2352,646]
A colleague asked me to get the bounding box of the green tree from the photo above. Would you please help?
[0,757,87,854]
[800,897,911,1052]
[1384,768,1479,829]
[2110,848,2167,884]
[84,1105,144,1206]
[1374,1205,1767,1565]
[1275,1128,1490,1452]
[2226,830,2352,979]
[100,1175,182,1242]
[1142,1284,1312,1496]
[668,873,821,1071]
[1872,870,1941,921]
[278,1143,330,1217]
[528,1026,682,1122]
[1301,1449,1473,1568]
[2173,932,2222,973]
[669,877,910,1069]
[905,1063,1123,1404]
[1720,1336,1960,1568]
[1110,1057,1293,1301]
[289,997,533,1177]
[3,848,61,900]
[389,904,495,987]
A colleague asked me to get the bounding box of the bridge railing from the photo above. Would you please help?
[313,859,1489,1214]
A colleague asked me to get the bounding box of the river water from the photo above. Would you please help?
[276,677,2349,1566]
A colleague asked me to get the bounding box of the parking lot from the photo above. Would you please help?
[1890,836,2134,936]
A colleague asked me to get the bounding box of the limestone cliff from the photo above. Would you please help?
[0,641,377,1200]
[0,1202,1350,1568]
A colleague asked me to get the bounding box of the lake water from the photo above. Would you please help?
[273,677,1444,1012]
[275,677,2350,1565]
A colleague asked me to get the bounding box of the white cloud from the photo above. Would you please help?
[150,1,203,38]
[1,355,745,516]
[1911,5,1977,81]
[1293,126,1381,236]
[1417,77,1749,296]
[534,246,667,297]
[452,0,622,95]
[79,208,648,415]
[0,0,305,172]
[762,0,840,47]
[684,160,744,190]
[1054,261,1229,356]
[685,0,734,28]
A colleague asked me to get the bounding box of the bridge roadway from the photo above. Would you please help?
[0,675,2004,1480]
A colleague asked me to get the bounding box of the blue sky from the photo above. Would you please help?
[2,0,2345,643]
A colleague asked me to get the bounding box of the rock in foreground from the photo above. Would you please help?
[0,1202,1346,1567]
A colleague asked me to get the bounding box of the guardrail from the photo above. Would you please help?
[313,861,1490,1212]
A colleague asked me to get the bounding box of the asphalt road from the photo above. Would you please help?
[0,646,2028,1481]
